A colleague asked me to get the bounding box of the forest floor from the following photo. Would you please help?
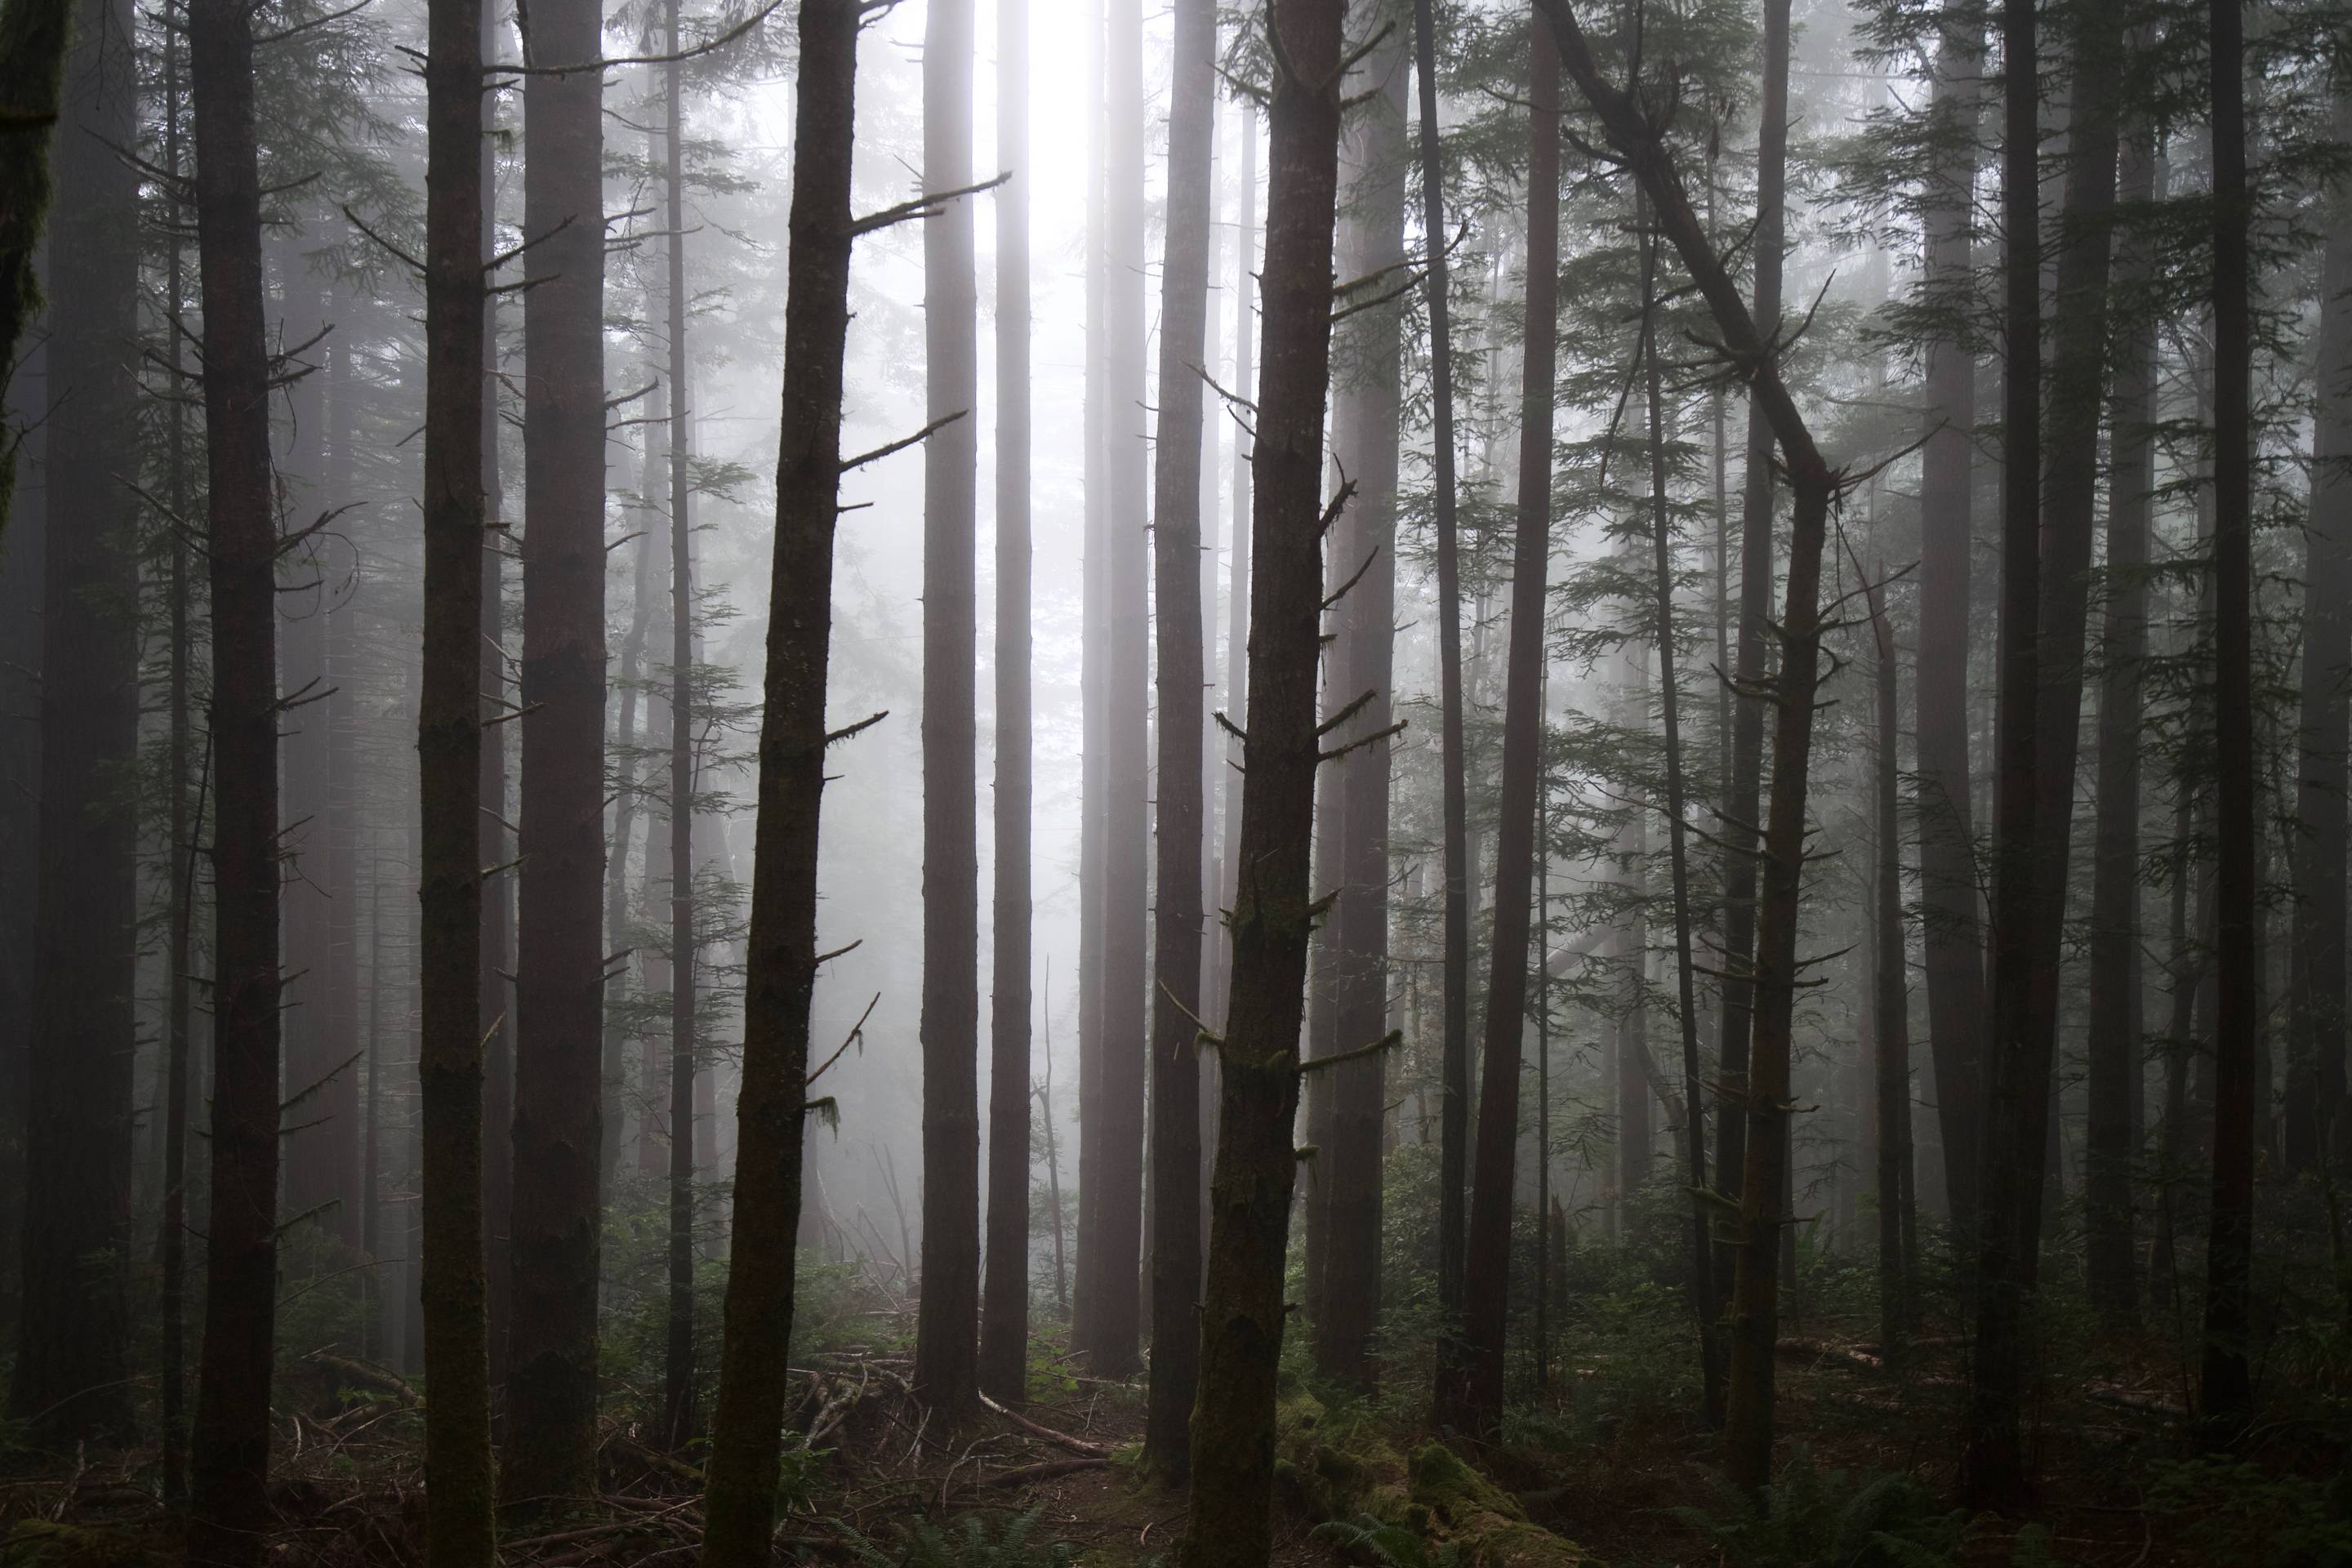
[0,1310,2331,1566]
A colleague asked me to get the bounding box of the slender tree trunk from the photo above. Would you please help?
[1914,12,1986,1250]
[187,0,283,1546]
[1867,570,1912,1356]
[1179,0,1347,1548]
[2201,0,2257,1445]
[1073,0,1107,1361]
[9,0,137,1452]
[1713,0,1790,1230]
[2290,91,2352,1178]
[1042,977,1069,1315]
[1143,0,1213,1474]
[914,0,981,1410]
[697,6,858,1555]
[0,0,72,548]
[2086,126,2161,1323]
[508,0,610,1508]
[479,1,514,1379]
[612,529,652,1172]
[417,0,498,1542]
[1642,206,1722,1422]
[980,0,1035,1406]
[1211,107,1258,1186]
[660,0,698,1446]
[1441,12,1557,1437]
[1410,0,1472,1331]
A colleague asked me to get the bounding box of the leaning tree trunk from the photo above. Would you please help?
[8,0,138,1454]
[1178,0,1348,1552]
[1142,0,1214,1477]
[416,0,497,1542]
[979,0,1034,1404]
[507,0,610,1512]
[187,0,283,1549]
[1913,11,1986,1248]
[913,0,981,1410]
[1533,0,1842,1499]
[2200,0,2258,1447]
[1440,8,1558,1441]
[697,3,859,1556]
[1410,0,1473,1330]
[2085,123,2161,1323]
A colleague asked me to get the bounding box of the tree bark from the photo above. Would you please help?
[697,3,857,1555]
[914,0,981,1410]
[0,0,72,549]
[1143,0,1214,1475]
[2200,0,2257,1446]
[187,0,284,1547]
[508,0,609,1509]
[1073,0,1107,1361]
[980,0,1035,1406]
[1867,570,1912,1356]
[417,0,498,1540]
[8,0,137,1452]
[1179,0,1347,1550]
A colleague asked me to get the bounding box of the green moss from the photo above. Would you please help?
[1405,1443,1587,1568]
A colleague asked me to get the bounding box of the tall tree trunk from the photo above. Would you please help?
[661,0,699,1446]
[1410,0,1472,1330]
[2200,0,2257,1445]
[1091,0,1150,1379]
[1441,11,1557,1438]
[697,3,857,1553]
[1713,0,1789,1229]
[0,0,72,549]
[1316,20,1406,1394]
[1867,569,1912,1355]
[1072,0,1107,1361]
[1914,11,1986,1251]
[479,0,514,1378]
[2289,90,2352,1178]
[1535,0,1842,1498]
[1143,0,1213,1474]
[1642,205,1722,1421]
[980,0,1034,1406]
[2086,126,2161,1323]
[508,0,609,1508]
[913,0,981,1410]
[187,0,283,1546]
[1179,0,1347,1548]
[417,0,497,1540]
[9,0,138,1452]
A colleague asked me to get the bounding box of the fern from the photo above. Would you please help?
[1311,1512,1465,1568]
[844,1506,1076,1568]
[1666,1447,1972,1568]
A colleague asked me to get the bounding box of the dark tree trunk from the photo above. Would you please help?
[980,0,1034,1405]
[1410,0,1472,1330]
[479,1,513,1379]
[697,3,857,1553]
[914,0,980,1410]
[1090,0,1150,1379]
[2200,0,2257,1445]
[1867,570,1913,1355]
[187,0,283,1548]
[9,0,137,1453]
[0,0,72,548]
[2086,126,2162,1322]
[1143,0,1213,1474]
[417,0,497,1539]
[1178,0,1346,1549]
[1535,0,1842,1498]
[2289,91,2352,1178]
[661,0,698,1447]
[1713,0,1789,1227]
[1441,12,1557,1438]
[507,0,609,1509]
[1914,13,1986,1249]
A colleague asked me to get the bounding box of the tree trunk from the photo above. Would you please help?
[417,0,497,1540]
[508,0,609,1508]
[914,0,981,1410]
[0,0,72,548]
[697,5,858,1556]
[2085,126,2162,1324]
[1713,0,1790,1229]
[1211,106,1258,1187]
[1441,11,1557,1438]
[479,2,514,1378]
[1143,0,1213,1475]
[1072,0,1107,1361]
[9,0,137,1453]
[1914,11,1986,1251]
[187,0,283,1547]
[1410,0,1472,1333]
[1179,0,1347,1549]
[1867,570,1912,1356]
[661,0,699,1447]
[2200,0,2257,1445]
[980,0,1035,1406]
